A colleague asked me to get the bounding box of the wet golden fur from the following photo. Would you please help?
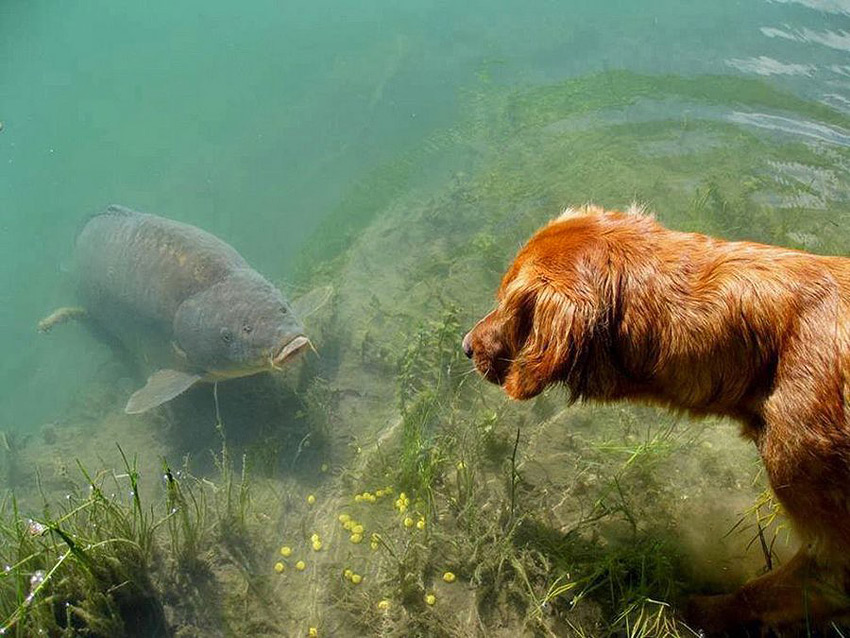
[463,205,850,631]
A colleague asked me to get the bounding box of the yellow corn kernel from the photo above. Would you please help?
[442,571,456,583]
[280,546,292,557]
[425,593,436,606]
[274,562,285,573]
[295,560,306,571]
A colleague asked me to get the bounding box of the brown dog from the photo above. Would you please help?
[462,205,850,631]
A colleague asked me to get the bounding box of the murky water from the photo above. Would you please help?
[2,1,850,635]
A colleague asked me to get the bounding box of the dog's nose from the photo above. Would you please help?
[462,332,473,358]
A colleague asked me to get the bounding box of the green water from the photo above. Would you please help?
[3,0,850,635]
[2,0,850,426]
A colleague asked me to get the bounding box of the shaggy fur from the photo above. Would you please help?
[462,205,850,632]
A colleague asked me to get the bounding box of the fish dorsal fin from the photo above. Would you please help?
[293,285,333,319]
[125,369,202,414]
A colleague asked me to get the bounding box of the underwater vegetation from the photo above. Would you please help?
[0,437,266,637]
[5,70,850,635]
[0,450,166,637]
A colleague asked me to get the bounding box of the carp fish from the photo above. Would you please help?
[40,205,328,414]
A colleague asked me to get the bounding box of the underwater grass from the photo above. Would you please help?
[0,447,166,638]
[396,306,468,500]
[0,432,264,637]
[318,308,709,637]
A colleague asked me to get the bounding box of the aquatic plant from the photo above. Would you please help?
[613,598,696,638]
[162,459,211,575]
[395,306,466,499]
[0,428,273,638]
[0,448,167,638]
[727,485,788,574]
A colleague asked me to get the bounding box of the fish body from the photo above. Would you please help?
[70,205,309,413]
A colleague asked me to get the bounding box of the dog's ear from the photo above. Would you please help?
[503,284,594,400]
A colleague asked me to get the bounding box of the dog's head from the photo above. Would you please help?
[463,205,656,399]
[463,209,611,400]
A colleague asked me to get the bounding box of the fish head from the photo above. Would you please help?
[173,270,310,378]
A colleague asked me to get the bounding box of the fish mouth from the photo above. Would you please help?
[271,335,312,368]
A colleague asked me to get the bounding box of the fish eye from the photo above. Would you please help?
[220,327,233,343]
[279,306,288,315]
[242,324,253,334]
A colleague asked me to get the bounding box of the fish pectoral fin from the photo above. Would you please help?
[292,285,333,319]
[37,307,88,333]
[124,369,202,414]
